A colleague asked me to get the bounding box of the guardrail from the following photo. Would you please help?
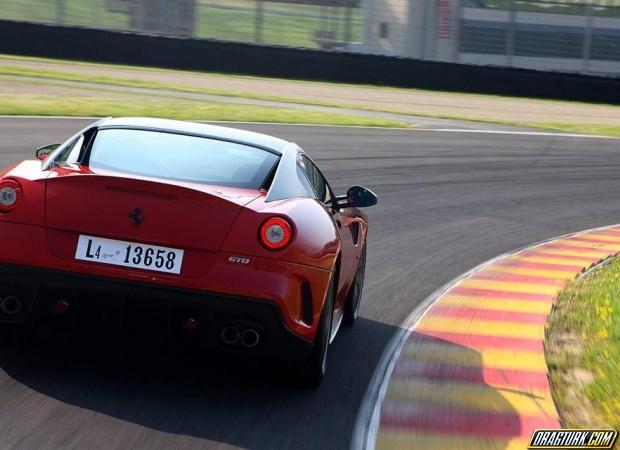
[0,19,618,104]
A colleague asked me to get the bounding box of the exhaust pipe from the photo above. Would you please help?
[0,296,21,315]
[221,326,240,345]
[241,328,260,348]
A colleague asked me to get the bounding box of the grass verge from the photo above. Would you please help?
[530,123,620,138]
[546,257,620,429]
[0,94,406,128]
[4,53,619,108]
[1,54,619,136]
[0,64,323,106]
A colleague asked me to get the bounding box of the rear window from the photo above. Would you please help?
[88,129,279,189]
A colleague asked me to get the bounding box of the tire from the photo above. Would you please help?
[299,271,335,387]
[344,246,366,326]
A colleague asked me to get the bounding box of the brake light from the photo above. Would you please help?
[260,217,293,250]
[0,179,23,213]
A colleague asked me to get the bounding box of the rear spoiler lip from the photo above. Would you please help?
[97,123,283,156]
[46,170,261,208]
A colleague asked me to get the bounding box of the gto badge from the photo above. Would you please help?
[128,208,144,227]
[228,256,250,265]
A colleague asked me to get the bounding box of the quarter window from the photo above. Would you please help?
[55,134,85,164]
[298,154,333,204]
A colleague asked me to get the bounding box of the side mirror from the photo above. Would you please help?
[346,185,378,208]
[35,144,60,161]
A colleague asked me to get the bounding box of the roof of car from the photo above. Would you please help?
[96,117,291,154]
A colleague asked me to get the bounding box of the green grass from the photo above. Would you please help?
[450,119,620,138]
[3,53,619,109]
[195,1,256,43]
[0,64,335,107]
[1,54,619,137]
[0,63,406,115]
[0,0,361,49]
[0,0,129,29]
[530,123,620,137]
[4,63,620,137]
[0,94,406,128]
[546,257,620,428]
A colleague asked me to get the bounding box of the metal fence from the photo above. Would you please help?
[0,0,619,75]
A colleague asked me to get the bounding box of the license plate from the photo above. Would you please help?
[75,235,184,275]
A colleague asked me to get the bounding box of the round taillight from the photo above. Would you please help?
[0,179,23,213]
[260,217,293,250]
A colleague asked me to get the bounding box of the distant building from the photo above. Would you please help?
[362,0,620,75]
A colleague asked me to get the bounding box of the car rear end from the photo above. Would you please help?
[0,122,336,363]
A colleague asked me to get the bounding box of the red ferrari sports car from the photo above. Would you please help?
[0,118,376,384]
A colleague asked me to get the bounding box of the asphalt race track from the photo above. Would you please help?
[0,117,619,449]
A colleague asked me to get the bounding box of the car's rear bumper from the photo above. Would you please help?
[0,262,313,363]
[0,221,332,343]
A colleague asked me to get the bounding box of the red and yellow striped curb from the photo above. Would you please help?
[375,225,620,450]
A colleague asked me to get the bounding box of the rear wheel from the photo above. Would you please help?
[299,271,335,387]
[344,246,366,326]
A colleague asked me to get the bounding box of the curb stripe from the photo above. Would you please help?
[371,224,620,450]
[518,250,602,263]
[428,305,549,324]
[550,238,617,246]
[401,341,547,371]
[564,236,620,246]
[492,260,585,272]
[440,296,553,314]
[416,316,545,339]
[456,280,561,295]
[380,403,560,437]
[550,241,620,252]
[483,265,576,279]
[449,286,555,302]
[546,244,619,255]
[589,230,620,238]
[377,430,531,450]
[407,330,545,351]
[392,361,550,390]
[513,255,597,266]
[385,379,557,416]
[534,247,609,257]
[570,235,620,244]
[470,271,569,285]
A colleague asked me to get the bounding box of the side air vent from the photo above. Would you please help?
[300,282,313,326]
